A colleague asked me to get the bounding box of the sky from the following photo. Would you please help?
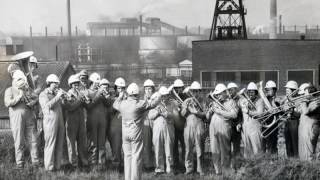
[0,0,319,35]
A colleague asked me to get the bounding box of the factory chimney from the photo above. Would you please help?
[269,0,277,39]
[140,15,143,35]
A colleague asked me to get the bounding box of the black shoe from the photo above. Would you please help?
[154,171,164,176]
[16,164,24,169]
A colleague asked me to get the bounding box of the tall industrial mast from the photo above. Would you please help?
[209,0,247,40]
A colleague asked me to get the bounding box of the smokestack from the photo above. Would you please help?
[269,0,277,39]
[140,15,143,35]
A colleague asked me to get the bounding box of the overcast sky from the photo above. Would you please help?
[0,0,319,35]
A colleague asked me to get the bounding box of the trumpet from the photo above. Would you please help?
[54,88,72,100]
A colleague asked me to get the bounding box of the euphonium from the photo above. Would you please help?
[208,93,227,111]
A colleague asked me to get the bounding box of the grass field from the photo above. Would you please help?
[1,130,320,180]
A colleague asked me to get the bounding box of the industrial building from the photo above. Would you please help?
[192,39,320,94]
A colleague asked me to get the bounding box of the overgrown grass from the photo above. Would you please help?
[1,130,320,180]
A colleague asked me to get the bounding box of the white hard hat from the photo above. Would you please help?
[11,51,34,61]
[173,79,184,87]
[285,80,298,90]
[99,78,110,86]
[247,82,258,90]
[89,72,101,83]
[68,75,80,86]
[127,83,139,95]
[46,74,60,84]
[12,70,27,81]
[190,81,201,90]
[158,86,169,95]
[79,69,89,77]
[298,83,310,95]
[227,82,238,89]
[115,77,126,87]
[29,56,38,63]
[212,83,227,95]
[143,79,155,87]
[265,80,277,89]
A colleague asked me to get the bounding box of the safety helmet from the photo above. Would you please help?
[68,75,80,86]
[99,78,110,86]
[89,72,101,83]
[298,83,310,95]
[29,56,38,63]
[285,80,298,90]
[11,51,34,61]
[190,81,201,90]
[7,63,20,75]
[247,82,258,90]
[79,69,89,77]
[143,79,155,87]
[127,83,139,95]
[158,86,169,95]
[12,70,26,81]
[173,79,184,87]
[227,82,238,89]
[46,74,60,84]
[212,83,227,95]
[265,80,277,89]
[115,77,126,87]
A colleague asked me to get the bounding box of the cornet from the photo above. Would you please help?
[54,88,71,100]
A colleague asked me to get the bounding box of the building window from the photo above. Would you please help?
[201,71,213,88]
[216,72,236,83]
[240,71,260,86]
[287,70,314,85]
[6,45,14,55]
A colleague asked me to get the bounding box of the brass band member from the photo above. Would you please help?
[280,81,300,157]
[239,82,264,158]
[39,74,66,171]
[181,81,205,175]
[86,73,108,166]
[207,84,238,175]
[142,79,156,170]
[4,70,39,169]
[264,80,280,154]
[64,75,89,167]
[149,86,175,175]
[227,82,242,168]
[297,84,320,161]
